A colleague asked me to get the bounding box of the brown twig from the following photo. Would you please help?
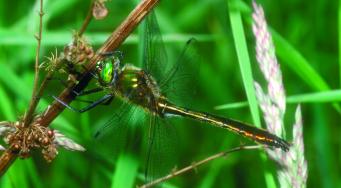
[79,0,95,36]
[32,0,97,110]
[24,0,44,127]
[22,0,96,130]
[139,145,264,188]
[0,0,159,177]
[0,151,16,176]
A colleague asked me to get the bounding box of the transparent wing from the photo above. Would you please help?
[160,38,201,108]
[141,11,200,184]
[142,10,168,83]
[93,102,134,146]
[142,12,201,108]
[144,116,179,184]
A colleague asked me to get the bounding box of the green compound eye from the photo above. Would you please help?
[99,60,113,85]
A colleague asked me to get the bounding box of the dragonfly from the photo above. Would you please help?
[53,10,289,181]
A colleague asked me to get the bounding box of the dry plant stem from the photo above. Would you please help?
[139,145,264,188]
[25,0,94,125]
[0,0,159,177]
[79,0,95,36]
[0,151,16,176]
[24,0,44,127]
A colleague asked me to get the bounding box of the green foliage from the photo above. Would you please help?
[0,0,339,187]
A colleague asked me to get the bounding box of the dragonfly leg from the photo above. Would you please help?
[75,87,104,96]
[80,65,98,79]
[102,96,113,105]
[48,77,102,96]
[52,94,113,113]
[75,95,112,106]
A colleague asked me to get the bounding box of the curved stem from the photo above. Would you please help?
[139,145,264,188]
[79,0,95,36]
[24,0,44,127]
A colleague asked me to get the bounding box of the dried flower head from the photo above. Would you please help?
[64,32,94,64]
[93,0,109,20]
[3,116,57,161]
[0,116,85,162]
[42,49,64,73]
[252,1,308,187]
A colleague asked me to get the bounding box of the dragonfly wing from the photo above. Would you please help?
[142,11,168,83]
[144,116,179,184]
[160,38,202,108]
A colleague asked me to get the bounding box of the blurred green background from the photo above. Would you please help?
[0,0,340,187]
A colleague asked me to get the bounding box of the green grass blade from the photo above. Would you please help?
[111,153,139,188]
[215,101,248,110]
[5,160,29,188]
[339,0,341,87]
[25,159,43,188]
[228,1,276,187]
[228,0,261,127]
[216,89,341,110]
[272,31,330,91]
[287,90,341,103]
[312,106,338,187]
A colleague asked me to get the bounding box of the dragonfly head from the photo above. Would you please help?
[96,56,120,86]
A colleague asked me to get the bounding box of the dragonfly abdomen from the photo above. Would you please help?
[158,101,290,151]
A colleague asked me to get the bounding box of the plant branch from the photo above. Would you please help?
[24,0,44,127]
[139,145,264,188]
[0,0,47,171]
[22,0,96,130]
[0,0,159,177]
[79,0,95,36]
[0,151,16,177]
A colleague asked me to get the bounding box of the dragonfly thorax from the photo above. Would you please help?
[115,64,164,114]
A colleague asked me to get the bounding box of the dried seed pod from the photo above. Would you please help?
[85,47,93,55]
[5,134,13,143]
[12,144,20,153]
[42,137,50,146]
[47,130,54,137]
[42,145,58,162]
[1,120,85,162]
[93,1,108,20]
[63,34,94,65]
